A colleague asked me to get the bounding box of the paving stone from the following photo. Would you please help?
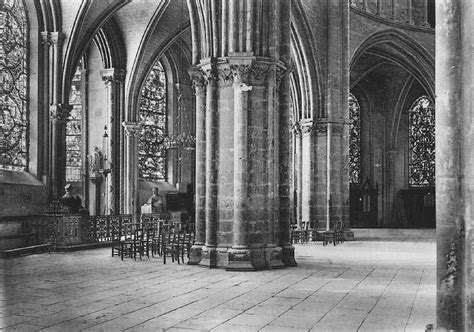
[0,229,436,332]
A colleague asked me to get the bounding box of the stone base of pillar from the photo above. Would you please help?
[281,244,297,267]
[265,245,286,269]
[199,246,217,268]
[187,244,203,265]
[226,248,254,271]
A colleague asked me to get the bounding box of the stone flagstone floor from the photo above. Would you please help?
[0,228,435,331]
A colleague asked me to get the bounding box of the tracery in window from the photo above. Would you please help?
[409,96,435,187]
[0,0,28,171]
[138,60,167,181]
[349,93,361,184]
[66,59,84,182]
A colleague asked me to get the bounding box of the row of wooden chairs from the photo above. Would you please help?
[290,220,345,246]
[111,220,195,263]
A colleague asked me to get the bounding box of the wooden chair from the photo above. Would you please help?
[162,231,180,264]
[112,220,134,260]
[151,222,163,257]
[317,221,342,246]
[290,228,306,244]
[132,228,145,260]
[335,221,345,245]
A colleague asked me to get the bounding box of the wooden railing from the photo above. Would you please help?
[1,212,193,251]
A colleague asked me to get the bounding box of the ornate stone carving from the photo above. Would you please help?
[188,66,207,90]
[203,66,219,84]
[301,123,314,137]
[291,122,302,137]
[40,31,51,46]
[49,32,65,47]
[218,67,233,83]
[276,66,287,91]
[122,122,141,138]
[230,63,269,85]
[101,68,126,85]
[190,71,206,90]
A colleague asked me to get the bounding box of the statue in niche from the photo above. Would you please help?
[61,184,83,213]
[89,146,103,177]
[142,187,164,213]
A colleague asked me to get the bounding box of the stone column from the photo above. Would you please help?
[422,0,430,27]
[278,0,296,267]
[187,67,206,265]
[294,123,303,228]
[392,0,397,20]
[46,32,66,198]
[435,1,473,330]
[200,63,218,268]
[188,0,294,269]
[407,0,413,24]
[40,32,51,186]
[50,104,72,198]
[122,122,141,220]
[300,121,313,224]
[227,66,253,271]
[101,68,126,215]
[324,0,351,235]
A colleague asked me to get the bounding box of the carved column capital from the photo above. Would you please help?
[122,122,142,137]
[49,104,72,122]
[276,66,288,91]
[202,66,219,84]
[188,68,207,90]
[300,123,314,137]
[49,32,65,47]
[41,31,51,46]
[230,63,269,85]
[292,122,302,137]
[101,68,126,85]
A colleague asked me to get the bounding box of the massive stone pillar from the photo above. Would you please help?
[320,0,351,234]
[435,1,473,330]
[101,68,126,215]
[122,122,141,220]
[187,0,293,269]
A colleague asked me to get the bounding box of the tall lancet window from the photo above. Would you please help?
[66,59,84,182]
[0,0,28,171]
[138,60,167,181]
[409,96,435,187]
[349,93,361,184]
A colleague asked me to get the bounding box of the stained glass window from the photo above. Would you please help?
[66,59,83,182]
[138,60,167,181]
[409,96,435,187]
[0,0,28,171]
[349,93,361,184]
